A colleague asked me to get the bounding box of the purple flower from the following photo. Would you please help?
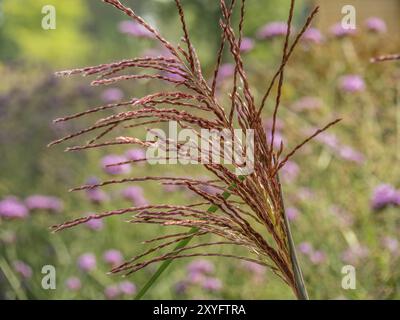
[298,243,326,264]
[101,88,124,103]
[25,195,63,213]
[216,63,235,83]
[101,154,131,175]
[298,242,313,255]
[104,285,121,299]
[66,277,81,291]
[302,27,324,44]
[240,37,255,52]
[286,207,299,221]
[371,184,398,210]
[125,148,146,165]
[0,197,29,219]
[291,96,323,111]
[257,22,288,39]
[119,281,136,295]
[202,277,222,292]
[118,20,154,38]
[341,245,369,265]
[13,260,32,279]
[77,253,96,272]
[330,23,356,38]
[85,177,109,204]
[315,132,339,149]
[85,218,104,231]
[187,271,206,285]
[310,250,327,265]
[86,188,109,204]
[266,131,285,149]
[103,249,124,266]
[121,186,148,206]
[339,75,365,93]
[187,259,215,275]
[163,66,186,82]
[338,146,365,164]
[86,176,100,186]
[174,281,188,294]
[281,161,299,183]
[142,46,173,58]
[365,17,387,33]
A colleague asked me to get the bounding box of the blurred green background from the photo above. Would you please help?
[0,0,399,300]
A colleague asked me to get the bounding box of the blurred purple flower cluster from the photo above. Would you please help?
[25,195,63,213]
[312,131,365,164]
[66,277,81,292]
[298,242,327,265]
[0,197,28,219]
[118,20,155,38]
[286,207,300,221]
[13,260,33,279]
[125,148,146,164]
[365,17,387,33]
[264,121,285,152]
[121,186,148,206]
[77,253,97,272]
[263,118,303,184]
[341,245,369,265]
[85,216,104,231]
[70,250,135,298]
[330,23,356,38]
[371,184,400,211]
[302,27,324,44]
[101,154,131,175]
[85,177,109,204]
[330,17,386,37]
[175,259,222,295]
[338,75,366,93]
[0,194,63,220]
[257,22,289,39]
[101,88,124,103]
[215,63,235,85]
[104,281,137,299]
[239,37,255,53]
[291,96,323,112]
[280,161,299,183]
[103,249,124,267]
[255,16,385,47]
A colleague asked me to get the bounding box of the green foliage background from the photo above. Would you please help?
[0,0,399,300]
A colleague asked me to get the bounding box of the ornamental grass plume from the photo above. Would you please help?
[50,0,341,299]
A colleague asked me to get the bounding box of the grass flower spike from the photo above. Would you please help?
[50,0,341,300]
